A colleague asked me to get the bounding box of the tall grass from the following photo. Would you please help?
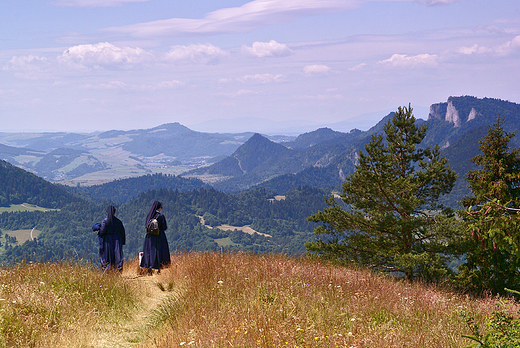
[149,252,502,348]
[0,253,511,347]
[0,261,140,347]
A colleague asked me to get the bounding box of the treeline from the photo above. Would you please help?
[0,185,329,263]
[0,160,80,208]
[76,173,209,204]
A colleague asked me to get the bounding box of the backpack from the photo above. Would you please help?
[146,213,160,235]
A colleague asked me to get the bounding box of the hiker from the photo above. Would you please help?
[140,200,171,274]
[98,205,126,272]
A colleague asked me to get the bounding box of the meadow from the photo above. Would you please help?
[0,228,40,244]
[0,203,57,213]
[0,252,512,347]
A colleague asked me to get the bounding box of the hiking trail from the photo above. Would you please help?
[89,268,179,348]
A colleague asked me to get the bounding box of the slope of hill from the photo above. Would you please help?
[284,127,346,149]
[0,252,500,348]
[186,128,368,192]
[0,123,259,184]
[0,159,81,208]
[76,173,210,204]
[120,122,255,159]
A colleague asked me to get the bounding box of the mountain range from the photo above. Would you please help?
[1,96,519,205]
[183,96,520,201]
[1,95,520,262]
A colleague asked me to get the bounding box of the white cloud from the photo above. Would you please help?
[50,0,149,7]
[455,35,520,57]
[164,43,228,63]
[348,63,366,71]
[496,35,520,56]
[238,73,284,84]
[58,42,153,69]
[157,80,183,89]
[242,40,293,58]
[2,55,51,79]
[218,89,263,98]
[303,65,331,74]
[379,53,439,68]
[104,0,361,38]
[414,0,460,6]
[456,44,492,55]
[85,79,183,91]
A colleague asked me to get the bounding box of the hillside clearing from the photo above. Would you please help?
[0,203,58,213]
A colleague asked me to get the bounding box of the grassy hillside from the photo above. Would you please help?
[0,252,510,347]
[0,229,41,251]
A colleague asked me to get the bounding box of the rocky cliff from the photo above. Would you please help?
[428,96,481,127]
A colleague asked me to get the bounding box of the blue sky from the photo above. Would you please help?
[1,0,519,134]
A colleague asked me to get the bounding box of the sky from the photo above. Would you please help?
[1,0,519,134]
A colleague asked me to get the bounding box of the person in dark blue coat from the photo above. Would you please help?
[140,200,171,274]
[98,205,126,272]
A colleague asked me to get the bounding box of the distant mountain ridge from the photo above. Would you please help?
[0,96,518,198]
[0,123,258,183]
[183,96,520,203]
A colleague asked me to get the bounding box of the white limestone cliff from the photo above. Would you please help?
[467,107,478,121]
[445,101,461,127]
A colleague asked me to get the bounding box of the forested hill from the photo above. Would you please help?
[0,186,329,263]
[187,129,366,193]
[0,160,80,208]
[76,173,210,204]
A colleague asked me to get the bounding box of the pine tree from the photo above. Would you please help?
[458,117,520,294]
[306,105,458,281]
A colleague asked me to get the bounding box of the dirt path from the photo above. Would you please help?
[88,269,177,348]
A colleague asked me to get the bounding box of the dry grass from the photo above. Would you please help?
[149,252,500,348]
[0,261,143,347]
[0,253,509,347]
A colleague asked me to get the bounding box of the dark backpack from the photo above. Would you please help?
[146,213,160,235]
